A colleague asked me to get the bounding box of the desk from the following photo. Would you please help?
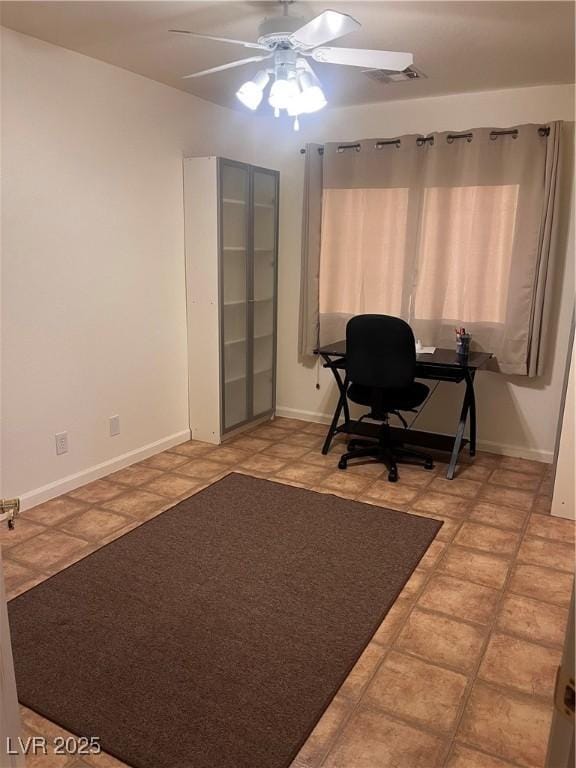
[316,341,492,480]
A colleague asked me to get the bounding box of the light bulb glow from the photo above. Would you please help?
[235,70,269,111]
[268,76,299,110]
[295,69,327,114]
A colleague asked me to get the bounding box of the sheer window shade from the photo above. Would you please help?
[300,124,564,375]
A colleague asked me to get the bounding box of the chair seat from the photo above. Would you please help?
[348,381,430,411]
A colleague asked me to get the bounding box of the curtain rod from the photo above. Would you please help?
[299,126,551,154]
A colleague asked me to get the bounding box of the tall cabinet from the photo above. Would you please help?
[184,157,279,443]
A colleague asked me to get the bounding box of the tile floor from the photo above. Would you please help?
[1,417,574,768]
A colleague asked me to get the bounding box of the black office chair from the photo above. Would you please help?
[338,314,434,482]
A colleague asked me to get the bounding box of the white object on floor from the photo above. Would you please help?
[418,345,436,354]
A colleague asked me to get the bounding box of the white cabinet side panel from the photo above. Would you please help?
[184,157,221,443]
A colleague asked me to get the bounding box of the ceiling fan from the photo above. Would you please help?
[170,4,413,130]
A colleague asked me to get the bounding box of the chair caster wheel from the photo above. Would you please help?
[388,469,398,482]
[424,459,434,470]
[338,458,347,470]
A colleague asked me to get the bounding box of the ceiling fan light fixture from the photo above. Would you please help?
[235,70,270,110]
[268,74,299,110]
[295,69,327,113]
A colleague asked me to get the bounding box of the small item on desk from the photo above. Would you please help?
[455,327,471,360]
[416,339,436,354]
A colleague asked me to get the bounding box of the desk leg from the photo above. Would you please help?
[468,370,477,456]
[447,372,473,480]
[321,356,348,455]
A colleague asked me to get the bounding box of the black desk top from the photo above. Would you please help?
[316,340,492,370]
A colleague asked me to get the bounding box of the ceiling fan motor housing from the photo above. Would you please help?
[257,15,308,48]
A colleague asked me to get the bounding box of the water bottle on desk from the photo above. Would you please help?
[455,327,471,361]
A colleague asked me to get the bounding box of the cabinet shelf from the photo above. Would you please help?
[223,198,274,210]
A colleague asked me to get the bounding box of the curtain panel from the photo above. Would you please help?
[299,123,564,376]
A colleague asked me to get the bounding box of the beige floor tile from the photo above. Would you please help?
[284,432,325,449]
[412,493,470,519]
[392,464,436,486]
[290,695,353,768]
[496,594,569,648]
[23,496,90,526]
[364,650,468,733]
[489,469,541,492]
[59,508,132,541]
[1,558,37,590]
[226,435,272,453]
[140,451,190,471]
[273,464,330,486]
[301,422,330,435]
[398,569,427,600]
[438,547,510,589]
[531,496,552,515]
[101,490,167,517]
[143,474,203,499]
[498,457,547,476]
[338,642,386,701]
[454,523,520,557]
[323,705,447,768]
[207,446,252,465]
[478,632,560,699]
[271,417,306,430]
[239,454,289,474]
[68,479,126,504]
[361,481,419,509]
[343,459,387,479]
[526,514,575,543]
[418,575,500,625]
[7,572,48,600]
[167,440,216,458]
[108,465,165,487]
[480,485,535,511]
[508,564,573,607]
[320,472,372,497]
[301,450,345,468]
[447,744,522,768]
[422,515,462,542]
[250,425,290,441]
[458,682,552,768]
[175,459,228,480]
[453,464,494,482]
[469,503,527,532]
[262,443,313,459]
[430,477,482,499]
[395,608,486,673]
[0,518,47,549]
[8,529,89,570]
[516,536,574,572]
[372,597,413,646]
[417,539,446,570]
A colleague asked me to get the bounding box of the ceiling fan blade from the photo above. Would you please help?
[311,47,413,71]
[289,10,360,49]
[169,29,269,51]
[181,55,271,79]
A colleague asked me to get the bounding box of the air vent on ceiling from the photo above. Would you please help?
[364,66,427,84]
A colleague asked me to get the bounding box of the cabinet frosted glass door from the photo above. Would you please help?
[252,169,277,417]
[221,162,249,430]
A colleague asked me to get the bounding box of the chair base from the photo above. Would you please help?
[338,437,434,483]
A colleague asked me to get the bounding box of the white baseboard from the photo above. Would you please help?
[275,406,553,464]
[20,429,192,511]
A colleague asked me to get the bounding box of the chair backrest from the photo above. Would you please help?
[346,314,416,389]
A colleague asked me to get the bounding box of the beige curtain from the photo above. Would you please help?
[298,143,323,358]
[307,123,564,375]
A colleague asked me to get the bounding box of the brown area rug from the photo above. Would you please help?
[9,472,441,768]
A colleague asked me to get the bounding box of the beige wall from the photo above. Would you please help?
[0,28,278,505]
[273,84,575,462]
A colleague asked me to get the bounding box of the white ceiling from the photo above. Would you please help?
[1,1,574,111]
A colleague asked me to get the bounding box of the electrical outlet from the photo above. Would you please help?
[55,432,68,455]
[109,415,120,437]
